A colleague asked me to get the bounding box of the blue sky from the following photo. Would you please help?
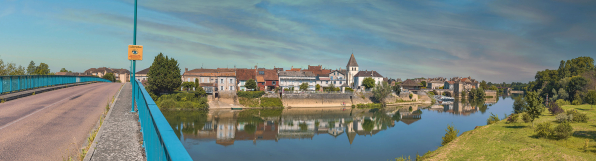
[1,0,595,82]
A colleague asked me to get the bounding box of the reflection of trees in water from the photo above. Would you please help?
[161,110,209,139]
[362,119,374,132]
[244,124,256,134]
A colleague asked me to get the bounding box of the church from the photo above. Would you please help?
[345,54,384,90]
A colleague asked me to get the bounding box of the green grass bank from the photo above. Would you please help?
[422,104,596,161]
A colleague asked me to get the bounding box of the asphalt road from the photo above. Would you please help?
[0,82,122,161]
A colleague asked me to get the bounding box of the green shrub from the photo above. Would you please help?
[351,105,355,108]
[534,122,553,138]
[237,91,265,98]
[441,125,459,146]
[159,99,176,109]
[573,112,588,123]
[553,122,573,140]
[572,99,582,105]
[409,93,413,99]
[356,103,383,109]
[555,99,570,107]
[522,113,531,123]
[260,97,283,108]
[345,87,354,92]
[239,97,260,107]
[506,114,518,124]
[487,113,500,125]
[556,113,573,123]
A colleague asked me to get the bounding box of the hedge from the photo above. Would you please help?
[237,91,265,98]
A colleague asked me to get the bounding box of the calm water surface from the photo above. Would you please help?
[164,96,515,161]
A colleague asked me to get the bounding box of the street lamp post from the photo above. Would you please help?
[131,0,137,113]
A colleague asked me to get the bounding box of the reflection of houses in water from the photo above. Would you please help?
[236,121,278,144]
[427,100,481,116]
[178,108,405,146]
[397,107,421,125]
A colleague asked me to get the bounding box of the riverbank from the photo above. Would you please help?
[422,104,596,160]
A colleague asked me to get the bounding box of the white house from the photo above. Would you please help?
[279,71,316,91]
[353,70,384,90]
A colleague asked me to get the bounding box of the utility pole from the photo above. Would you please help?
[131,0,138,112]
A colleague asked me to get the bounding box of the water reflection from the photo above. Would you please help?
[163,106,426,146]
[427,99,489,115]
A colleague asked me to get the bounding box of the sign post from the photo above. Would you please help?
[130,0,139,113]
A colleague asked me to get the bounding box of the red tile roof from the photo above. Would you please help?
[235,68,256,81]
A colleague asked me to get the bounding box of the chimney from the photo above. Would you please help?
[185,68,188,72]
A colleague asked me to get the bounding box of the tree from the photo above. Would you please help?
[27,61,36,75]
[102,73,116,82]
[315,84,321,91]
[480,80,488,89]
[59,68,71,73]
[328,83,335,92]
[194,78,199,90]
[551,88,559,101]
[489,85,498,91]
[181,82,195,91]
[245,79,257,91]
[525,91,545,127]
[147,53,182,94]
[34,63,50,75]
[362,77,375,89]
[421,81,427,88]
[513,96,527,114]
[372,81,391,105]
[567,76,588,100]
[441,125,459,146]
[585,90,596,109]
[299,83,308,91]
[393,84,401,95]
[558,88,569,100]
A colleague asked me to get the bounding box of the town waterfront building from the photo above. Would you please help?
[278,71,316,91]
[353,70,384,90]
[182,68,236,93]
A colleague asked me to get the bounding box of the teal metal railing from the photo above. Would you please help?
[0,75,111,94]
[133,79,193,161]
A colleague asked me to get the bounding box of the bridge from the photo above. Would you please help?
[0,75,192,160]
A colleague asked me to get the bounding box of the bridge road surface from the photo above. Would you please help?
[0,82,122,161]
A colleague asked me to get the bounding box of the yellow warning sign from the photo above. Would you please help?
[128,45,143,60]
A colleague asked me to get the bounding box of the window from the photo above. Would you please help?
[340,81,342,84]
[259,71,264,75]
[220,79,223,83]
[272,81,276,85]
[221,86,224,90]
[230,86,234,90]
[326,81,329,84]
[330,76,333,80]
[229,79,233,84]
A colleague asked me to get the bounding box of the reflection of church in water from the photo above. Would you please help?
[178,107,422,146]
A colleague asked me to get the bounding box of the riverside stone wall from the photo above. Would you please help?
[281,93,375,107]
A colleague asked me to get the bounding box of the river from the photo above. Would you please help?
[163,95,516,161]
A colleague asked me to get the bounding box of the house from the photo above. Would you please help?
[302,65,331,76]
[401,79,422,90]
[352,70,383,90]
[135,67,150,82]
[278,71,316,91]
[235,68,257,91]
[345,54,359,87]
[84,67,130,82]
[257,68,279,91]
[427,81,445,89]
[181,68,236,92]
[444,81,455,89]
[315,74,331,90]
[329,69,347,87]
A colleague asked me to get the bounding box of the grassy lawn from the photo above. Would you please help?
[422,104,596,161]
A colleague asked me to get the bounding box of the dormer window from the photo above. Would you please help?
[259,71,264,75]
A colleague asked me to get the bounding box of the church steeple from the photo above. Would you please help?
[346,53,359,67]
